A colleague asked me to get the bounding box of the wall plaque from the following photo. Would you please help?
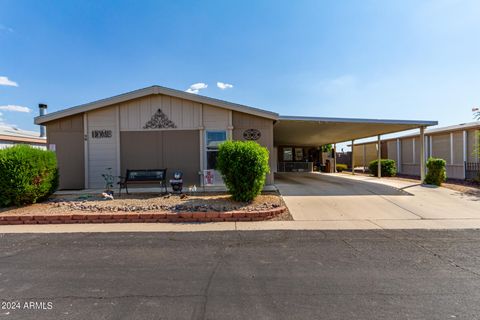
[91,130,112,139]
[243,129,261,140]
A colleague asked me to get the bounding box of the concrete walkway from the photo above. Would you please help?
[2,218,480,233]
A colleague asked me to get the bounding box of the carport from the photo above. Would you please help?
[273,116,437,180]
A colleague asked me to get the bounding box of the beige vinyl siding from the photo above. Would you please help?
[402,164,420,175]
[351,143,379,169]
[414,137,421,164]
[119,94,202,131]
[446,165,464,179]
[401,138,416,174]
[467,129,478,162]
[120,130,200,185]
[232,111,274,184]
[352,145,364,168]
[203,105,229,129]
[364,125,480,179]
[87,107,119,188]
[46,114,85,189]
[401,138,413,164]
[452,131,463,164]
[387,140,397,163]
[365,143,378,164]
[381,141,388,158]
[431,134,450,162]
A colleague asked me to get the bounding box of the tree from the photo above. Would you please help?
[321,144,332,153]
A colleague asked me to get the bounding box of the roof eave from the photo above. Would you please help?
[278,115,438,127]
[35,85,278,125]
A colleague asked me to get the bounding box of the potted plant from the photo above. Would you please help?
[101,168,115,196]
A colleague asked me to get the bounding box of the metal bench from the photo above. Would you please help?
[118,169,167,195]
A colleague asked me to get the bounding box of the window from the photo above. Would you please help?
[283,147,293,161]
[206,131,227,170]
[295,148,304,161]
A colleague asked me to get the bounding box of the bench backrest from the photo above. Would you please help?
[126,169,167,182]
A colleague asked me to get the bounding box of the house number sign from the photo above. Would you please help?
[91,130,112,139]
[243,129,261,140]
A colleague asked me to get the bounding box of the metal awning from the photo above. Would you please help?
[274,116,437,146]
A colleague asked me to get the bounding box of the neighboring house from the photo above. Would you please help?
[34,85,436,190]
[352,122,480,180]
[0,125,46,150]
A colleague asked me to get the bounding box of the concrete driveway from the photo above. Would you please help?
[275,172,480,228]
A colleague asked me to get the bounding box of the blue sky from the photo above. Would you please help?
[1,0,480,139]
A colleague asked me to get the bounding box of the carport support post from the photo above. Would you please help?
[420,126,426,183]
[351,139,355,175]
[377,135,381,178]
[333,143,337,172]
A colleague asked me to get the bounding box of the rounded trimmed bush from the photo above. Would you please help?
[336,164,348,172]
[0,145,59,207]
[424,157,446,186]
[216,140,269,202]
[368,159,397,177]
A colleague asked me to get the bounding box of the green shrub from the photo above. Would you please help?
[216,140,269,202]
[321,144,332,153]
[424,157,446,186]
[368,159,397,177]
[336,164,348,172]
[0,145,59,207]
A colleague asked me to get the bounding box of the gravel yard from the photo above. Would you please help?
[0,192,292,221]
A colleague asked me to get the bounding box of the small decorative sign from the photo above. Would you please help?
[91,130,112,139]
[203,170,215,186]
[243,128,261,140]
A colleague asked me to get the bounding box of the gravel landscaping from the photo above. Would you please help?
[0,192,292,221]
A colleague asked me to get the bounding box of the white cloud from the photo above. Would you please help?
[217,82,233,90]
[185,82,208,94]
[0,76,18,87]
[0,105,31,113]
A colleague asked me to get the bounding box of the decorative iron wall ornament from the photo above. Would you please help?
[143,108,177,129]
[243,128,261,140]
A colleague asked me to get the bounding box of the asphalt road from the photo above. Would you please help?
[1,230,480,319]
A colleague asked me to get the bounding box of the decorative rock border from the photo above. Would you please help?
[0,207,287,225]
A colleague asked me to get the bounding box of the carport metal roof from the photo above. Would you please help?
[274,116,437,146]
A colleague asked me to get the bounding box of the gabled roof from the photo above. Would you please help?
[34,85,279,124]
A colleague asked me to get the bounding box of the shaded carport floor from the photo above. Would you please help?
[275,173,480,227]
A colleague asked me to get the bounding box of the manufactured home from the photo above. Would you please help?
[0,125,46,150]
[34,85,437,189]
[351,122,480,180]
